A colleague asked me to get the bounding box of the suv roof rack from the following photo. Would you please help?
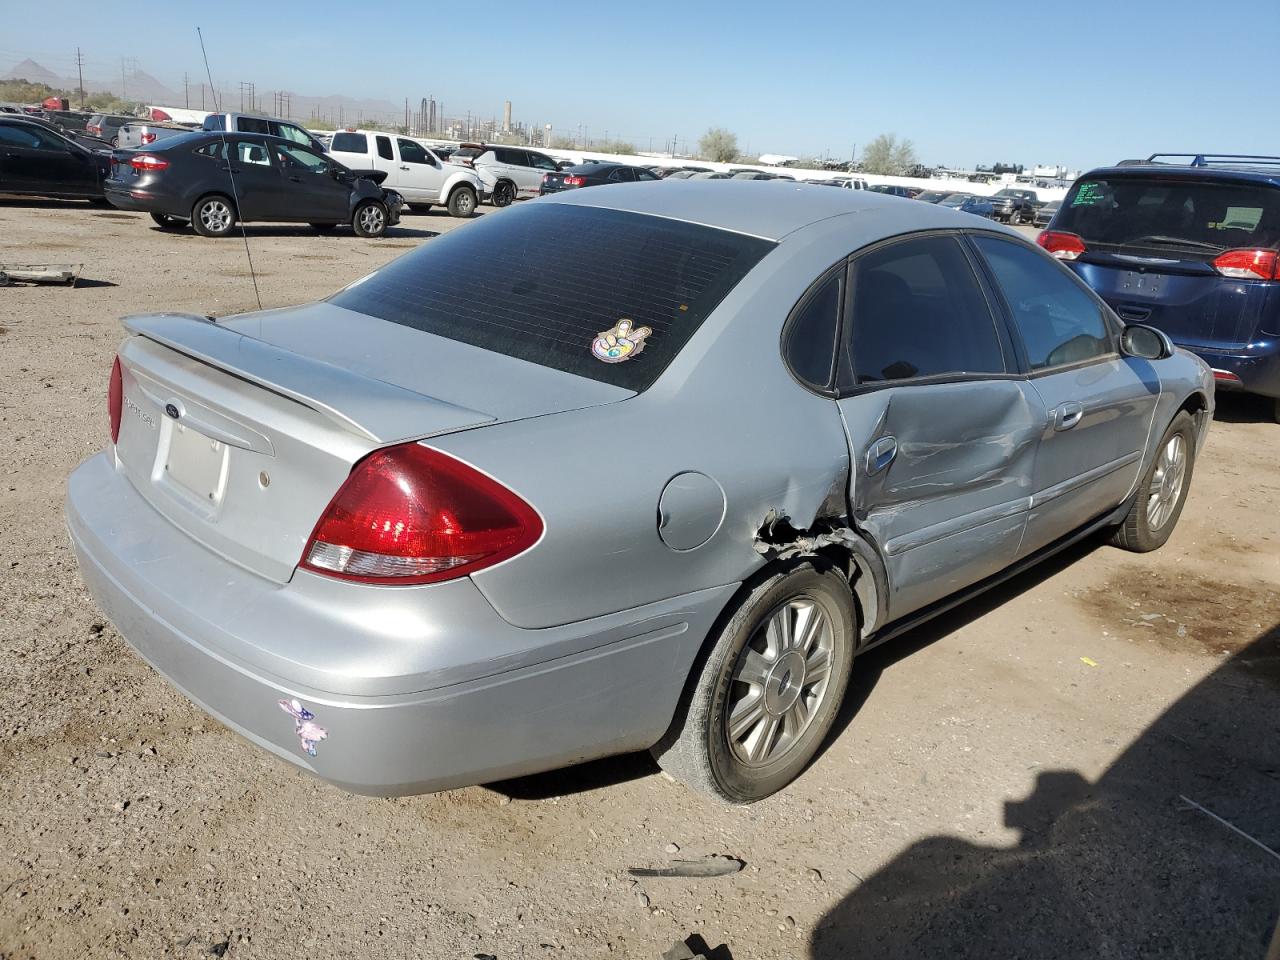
[1146,153,1280,168]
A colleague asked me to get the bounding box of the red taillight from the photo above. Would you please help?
[108,356,122,444]
[1212,248,1279,281]
[563,175,586,187]
[300,443,543,585]
[1037,230,1087,261]
[1213,369,1242,383]
[140,132,157,144]
[129,154,168,171]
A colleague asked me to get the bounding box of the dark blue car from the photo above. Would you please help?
[1039,154,1280,420]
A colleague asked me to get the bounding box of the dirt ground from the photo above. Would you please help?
[1,201,1277,960]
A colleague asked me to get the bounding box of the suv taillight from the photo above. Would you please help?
[1212,248,1279,281]
[564,175,586,187]
[1037,230,1087,261]
[300,443,543,585]
[108,356,122,444]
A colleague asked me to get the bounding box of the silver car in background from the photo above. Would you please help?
[67,183,1213,803]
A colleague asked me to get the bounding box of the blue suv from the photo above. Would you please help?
[1038,154,1280,421]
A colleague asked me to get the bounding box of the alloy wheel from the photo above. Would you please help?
[200,201,230,233]
[726,597,835,767]
[1146,433,1187,530]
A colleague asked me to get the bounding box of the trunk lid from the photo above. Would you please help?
[114,307,630,583]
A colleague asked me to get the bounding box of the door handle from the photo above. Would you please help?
[866,436,898,476]
[1056,402,1085,431]
[288,175,302,182]
[399,165,410,170]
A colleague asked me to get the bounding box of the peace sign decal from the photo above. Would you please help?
[592,318,652,364]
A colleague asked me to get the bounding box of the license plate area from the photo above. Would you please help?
[1120,270,1167,297]
[161,420,229,508]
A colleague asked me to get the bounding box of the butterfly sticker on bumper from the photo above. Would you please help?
[278,698,328,757]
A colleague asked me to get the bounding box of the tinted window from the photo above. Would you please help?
[1053,175,1280,255]
[608,167,636,182]
[193,140,227,159]
[331,132,368,154]
[974,236,1112,370]
[495,148,524,165]
[785,270,842,389]
[330,204,776,391]
[375,136,393,161]
[236,117,271,135]
[202,115,226,131]
[636,168,658,181]
[528,152,558,172]
[397,138,430,164]
[841,235,1006,387]
[0,123,61,149]
[237,141,272,166]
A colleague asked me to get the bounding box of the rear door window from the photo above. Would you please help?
[330,132,367,154]
[376,136,393,161]
[974,236,1114,370]
[839,235,1007,387]
[608,167,636,182]
[784,269,843,390]
[528,152,558,172]
[235,117,271,135]
[329,204,776,391]
[1054,175,1280,257]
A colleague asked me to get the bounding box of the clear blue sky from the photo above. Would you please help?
[2,0,1276,170]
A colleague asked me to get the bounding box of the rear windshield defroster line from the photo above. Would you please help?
[328,204,776,391]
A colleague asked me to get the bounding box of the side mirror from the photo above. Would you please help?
[1121,323,1173,361]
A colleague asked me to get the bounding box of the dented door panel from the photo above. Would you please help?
[837,379,1046,622]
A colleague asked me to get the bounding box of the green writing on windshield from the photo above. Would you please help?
[1072,182,1106,207]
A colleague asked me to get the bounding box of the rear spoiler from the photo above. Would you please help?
[121,313,493,444]
[347,168,388,185]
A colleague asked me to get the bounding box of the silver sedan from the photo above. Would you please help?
[67,182,1213,802]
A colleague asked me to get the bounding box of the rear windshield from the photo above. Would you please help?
[329,204,776,391]
[452,146,483,160]
[1055,175,1280,257]
[330,132,368,154]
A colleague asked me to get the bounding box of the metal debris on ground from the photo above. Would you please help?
[628,855,746,878]
[0,263,84,286]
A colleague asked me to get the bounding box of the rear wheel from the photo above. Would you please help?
[352,200,387,238]
[491,181,516,207]
[447,186,477,218]
[150,212,184,230]
[651,563,856,803]
[191,196,236,238]
[1111,411,1195,552]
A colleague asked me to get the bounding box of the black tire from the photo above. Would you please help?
[150,212,184,230]
[409,203,433,214]
[651,562,856,803]
[446,186,477,218]
[309,222,338,231]
[491,181,516,207]
[1111,411,1196,552]
[352,200,388,238]
[191,195,236,238]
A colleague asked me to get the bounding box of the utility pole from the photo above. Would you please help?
[183,73,189,108]
[74,48,86,109]
[404,97,409,131]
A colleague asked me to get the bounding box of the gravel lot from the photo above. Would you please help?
[1,200,1277,960]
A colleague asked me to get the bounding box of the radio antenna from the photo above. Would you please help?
[196,26,263,312]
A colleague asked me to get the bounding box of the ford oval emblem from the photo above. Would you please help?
[164,403,181,420]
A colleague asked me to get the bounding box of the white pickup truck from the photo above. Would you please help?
[327,130,483,217]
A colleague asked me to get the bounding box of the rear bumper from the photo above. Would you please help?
[1184,340,1280,399]
[66,451,734,795]
[103,182,184,216]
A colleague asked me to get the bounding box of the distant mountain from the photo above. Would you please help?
[1,58,66,87]
[3,57,403,126]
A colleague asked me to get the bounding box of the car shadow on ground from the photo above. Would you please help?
[809,623,1280,959]
[0,197,104,211]
[146,225,441,241]
[488,537,1108,802]
[1213,391,1276,424]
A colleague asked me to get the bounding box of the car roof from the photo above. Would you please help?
[537,179,1024,242]
[1080,161,1280,189]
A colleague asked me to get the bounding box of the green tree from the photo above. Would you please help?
[699,127,738,163]
[859,133,918,175]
